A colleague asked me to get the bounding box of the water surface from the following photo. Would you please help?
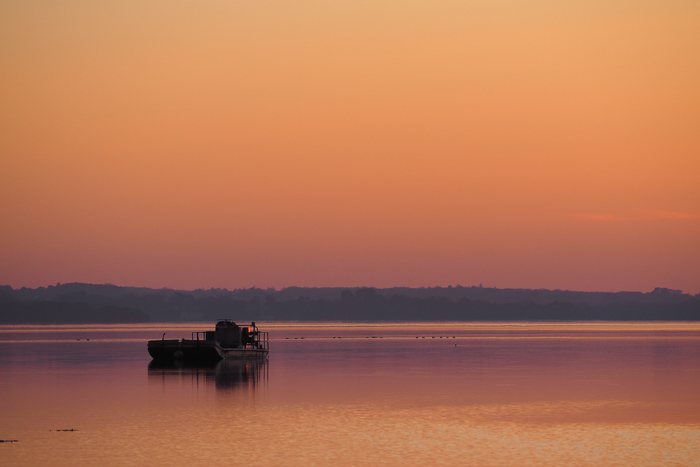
[1,322,699,465]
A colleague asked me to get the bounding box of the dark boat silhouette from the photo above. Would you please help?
[148,320,269,362]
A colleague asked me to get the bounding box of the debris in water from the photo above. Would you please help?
[0,440,19,443]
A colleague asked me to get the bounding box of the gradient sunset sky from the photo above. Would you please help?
[2,1,698,293]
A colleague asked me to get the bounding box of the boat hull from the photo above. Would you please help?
[148,339,268,362]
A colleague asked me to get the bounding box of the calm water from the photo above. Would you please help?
[1,322,700,466]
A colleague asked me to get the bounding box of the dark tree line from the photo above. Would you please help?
[1,284,699,324]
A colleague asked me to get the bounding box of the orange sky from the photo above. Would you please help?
[1,1,699,293]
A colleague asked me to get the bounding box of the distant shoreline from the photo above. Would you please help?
[1,283,698,324]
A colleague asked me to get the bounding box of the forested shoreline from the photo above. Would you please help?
[1,283,698,324]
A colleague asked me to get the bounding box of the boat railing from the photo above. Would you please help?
[256,331,269,351]
[182,322,268,351]
[192,331,210,341]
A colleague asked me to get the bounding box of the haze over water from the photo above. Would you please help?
[2,322,699,465]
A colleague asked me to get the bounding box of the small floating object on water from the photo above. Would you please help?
[0,440,19,443]
[51,429,77,432]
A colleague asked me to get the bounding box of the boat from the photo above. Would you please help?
[148,320,269,362]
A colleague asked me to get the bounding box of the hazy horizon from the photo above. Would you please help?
[2,281,694,296]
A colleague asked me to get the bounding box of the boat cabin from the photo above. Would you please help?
[193,320,268,351]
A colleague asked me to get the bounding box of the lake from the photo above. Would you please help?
[1,322,700,465]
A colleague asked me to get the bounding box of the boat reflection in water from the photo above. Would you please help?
[147,358,268,392]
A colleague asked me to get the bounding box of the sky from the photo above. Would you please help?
[1,1,699,293]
